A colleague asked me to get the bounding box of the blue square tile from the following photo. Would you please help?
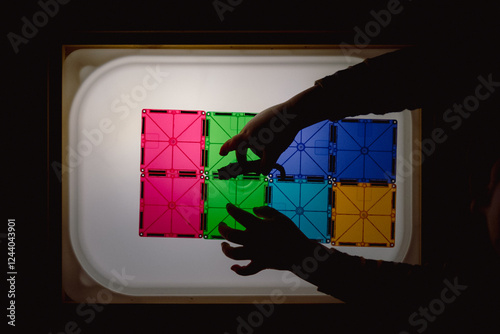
[270,120,333,179]
[333,119,397,183]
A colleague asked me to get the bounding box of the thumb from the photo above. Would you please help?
[231,261,264,276]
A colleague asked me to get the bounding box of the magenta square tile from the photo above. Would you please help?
[141,109,206,173]
[139,173,204,238]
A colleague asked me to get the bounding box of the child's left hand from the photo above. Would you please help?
[218,203,319,275]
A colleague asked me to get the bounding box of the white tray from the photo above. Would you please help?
[62,48,418,301]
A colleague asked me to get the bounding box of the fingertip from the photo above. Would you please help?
[219,135,240,156]
[253,205,276,218]
[217,222,231,239]
[218,222,228,238]
[225,203,238,217]
[219,144,228,156]
[231,263,261,276]
[230,264,249,276]
[252,205,267,212]
[221,241,230,253]
[220,137,235,155]
[252,206,265,215]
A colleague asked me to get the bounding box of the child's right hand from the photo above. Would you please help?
[219,84,333,175]
[218,101,301,175]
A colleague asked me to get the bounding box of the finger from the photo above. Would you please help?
[253,205,285,219]
[219,133,246,156]
[226,203,260,229]
[236,142,248,167]
[260,149,276,175]
[218,222,248,245]
[231,261,264,276]
[221,242,252,260]
[249,146,263,158]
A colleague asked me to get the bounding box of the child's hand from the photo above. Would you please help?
[218,101,300,175]
[218,203,319,275]
[219,84,334,175]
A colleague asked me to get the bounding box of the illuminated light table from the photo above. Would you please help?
[63,48,418,301]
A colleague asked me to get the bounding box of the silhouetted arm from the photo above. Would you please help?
[219,204,450,308]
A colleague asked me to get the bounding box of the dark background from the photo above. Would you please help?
[3,0,494,333]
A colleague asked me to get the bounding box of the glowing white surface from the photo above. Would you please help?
[65,49,414,296]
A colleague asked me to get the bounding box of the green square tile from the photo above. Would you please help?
[204,176,267,239]
[204,112,260,175]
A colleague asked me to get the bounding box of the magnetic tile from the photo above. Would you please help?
[204,112,260,176]
[270,120,334,179]
[331,182,396,247]
[268,179,332,243]
[140,174,204,238]
[141,109,205,173]
[332,119,397,183]
[203,175,267,239]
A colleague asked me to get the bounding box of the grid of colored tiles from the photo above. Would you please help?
[139,110,398,247]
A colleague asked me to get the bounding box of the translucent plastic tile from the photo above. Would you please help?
[332,119,397,183]
[139,173,204,238]
[270,120,334,179]
[331,182,396,247]
[267,179,332,243]
[203,175,267,239]
[141,109,205,173]
[204,112,260,176]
